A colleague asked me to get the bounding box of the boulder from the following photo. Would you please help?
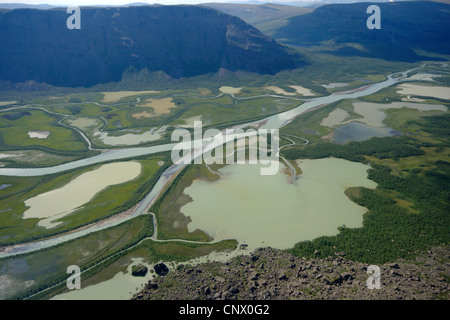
[341,272,354,282]
[154,262,169,276]
[145,281,158,290]
[330,274,343,286]
[131,264,148,277]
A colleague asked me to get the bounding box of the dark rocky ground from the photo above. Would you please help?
[132,246,449,300]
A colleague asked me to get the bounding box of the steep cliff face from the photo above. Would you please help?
[0,5,303,87]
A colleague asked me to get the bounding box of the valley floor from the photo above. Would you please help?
[0,61,448,300]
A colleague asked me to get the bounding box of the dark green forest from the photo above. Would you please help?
[282,136,427,162]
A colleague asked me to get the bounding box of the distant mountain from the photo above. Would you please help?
[274,1,450,61]
[0,5,303,87]
[203,2,312,25]
[0,2,153,10]
[0,3,55,10]
[202,3,313,35]
[275,0,415,8]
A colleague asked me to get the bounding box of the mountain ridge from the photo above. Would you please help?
[0,5,303,87]
[274,1,450,62]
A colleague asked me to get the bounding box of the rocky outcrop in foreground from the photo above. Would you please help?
[131,264,148,277]
[132,246,449,300]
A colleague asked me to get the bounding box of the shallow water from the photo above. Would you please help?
[28,131,50,139]
[322,83,349,89]
[397,83,450,100]
[181,158,377,249]
[51,258,156,300]
[0,65,423,258]
[321,108,350,127]
[351,101,447,127]
[51,245,250,300]
[94,127,167,146]
[22,162,142,228]
[0,184,11,191]
[330,122,399,144]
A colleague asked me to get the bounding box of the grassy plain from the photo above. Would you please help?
[0,109,87,152]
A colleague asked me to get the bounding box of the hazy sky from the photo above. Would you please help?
[0,0,317,5]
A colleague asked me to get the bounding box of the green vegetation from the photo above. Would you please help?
[0,155,169,246]
[168,95,300,130]
[414,113,450,138]
[0,48,448,300]
[0,212,237,300]
[134,239,237,263]
[1,214,154,300]
[282,136,426,162]
[150,163,221,242]
[274,63,450,264]
[0,149,92,169]
[288,162,449,264]
[1,88,304,150]
[0,109,88,152]
[285,112,450,264]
